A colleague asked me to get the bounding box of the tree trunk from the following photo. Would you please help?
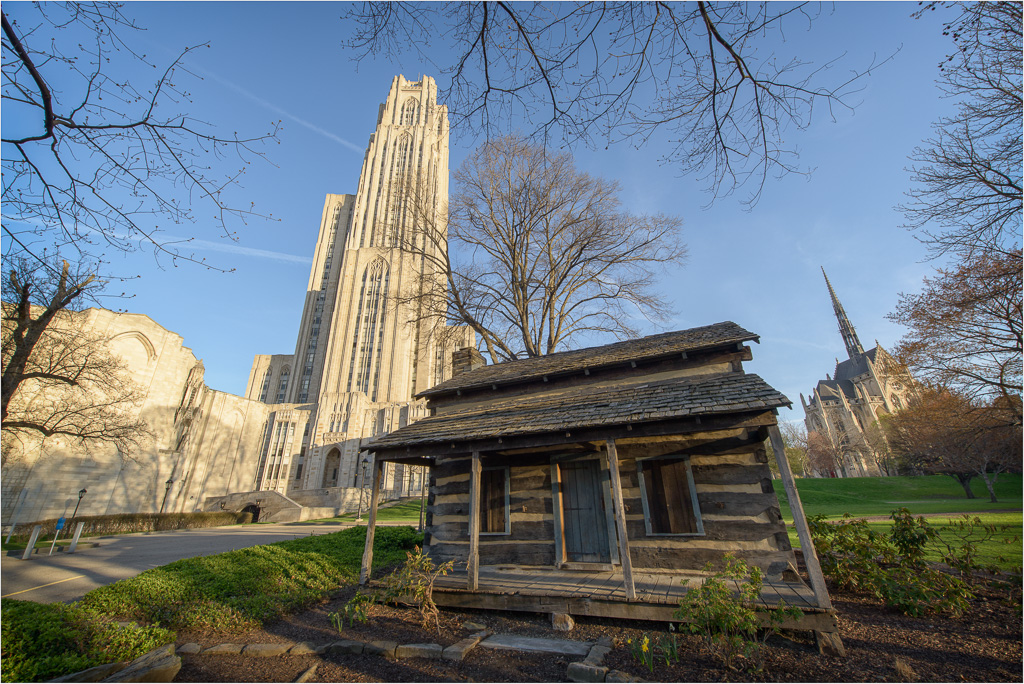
[979,472,999,503]
[954,473,976,499]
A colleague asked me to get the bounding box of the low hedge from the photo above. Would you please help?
[7,511,252,542]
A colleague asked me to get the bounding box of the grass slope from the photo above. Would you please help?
[774,474,1022,519]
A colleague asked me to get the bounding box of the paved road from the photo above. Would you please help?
[1,521,406,604]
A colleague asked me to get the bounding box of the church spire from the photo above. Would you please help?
[822,267,864,359]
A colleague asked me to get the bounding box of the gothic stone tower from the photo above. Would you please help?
[247,76,474,500]
[800,269,915,478]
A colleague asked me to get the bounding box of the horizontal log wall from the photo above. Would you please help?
[425,453,556,567]
[423,429,797,579]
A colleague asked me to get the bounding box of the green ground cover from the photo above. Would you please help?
[3,526,422,682]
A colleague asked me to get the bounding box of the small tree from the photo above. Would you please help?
[395,135,687,362]
[2,259,151,465]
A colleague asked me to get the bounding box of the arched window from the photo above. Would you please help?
[347,258,390,400]
[275,366,290,403]
[258,368,272,402]
[402,97,418,125]
[890,394,903,409]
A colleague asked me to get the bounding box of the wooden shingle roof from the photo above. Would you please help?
[366,372,790,453]
[419,321,759,398]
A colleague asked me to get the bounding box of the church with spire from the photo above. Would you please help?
[800,269,916,477]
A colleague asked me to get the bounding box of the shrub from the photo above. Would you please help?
[809,508,980,616]
[675,555,800,670]
[377,546,455,631]
[1,600,174,683]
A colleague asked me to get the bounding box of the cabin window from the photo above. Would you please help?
[479,466,510,535]
[637,456,703,536]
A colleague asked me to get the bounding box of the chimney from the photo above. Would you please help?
[452,347,486,376]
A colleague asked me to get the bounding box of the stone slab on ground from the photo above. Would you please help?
[103,644,180,682]
[443,633,486,662]
[395,643,443,659]
[287,642,320,655]
[364,640,398,658]
[200,644,243,655]
[242,643,293,657]
[176,644,201,655]
[478,634,593,658]
[321,640,364,655]
[293,665,317,683]
[567,661,609,683]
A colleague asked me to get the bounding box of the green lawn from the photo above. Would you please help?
[772,475,1022,572]
[773,474,1022,520]
[319,498,426,524]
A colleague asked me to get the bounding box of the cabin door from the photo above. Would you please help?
[559,459,611,563]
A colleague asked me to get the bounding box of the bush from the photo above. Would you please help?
[675,555,800,670]
[809,508,978,616]
[1,600,174,683]
[7,511,252,542]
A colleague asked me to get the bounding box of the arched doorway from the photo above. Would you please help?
[241,503,260,523]
[321,448,341,488]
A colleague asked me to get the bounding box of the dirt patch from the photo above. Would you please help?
[175,581,1021,682]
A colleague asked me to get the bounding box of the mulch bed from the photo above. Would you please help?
[174,579,1022,682]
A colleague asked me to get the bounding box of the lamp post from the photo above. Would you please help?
[71,488,87,521]
[160,479,173,513]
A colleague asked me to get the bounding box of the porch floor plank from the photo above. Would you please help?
[432,566,821,613]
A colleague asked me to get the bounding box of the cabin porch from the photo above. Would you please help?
[414,565,839,633]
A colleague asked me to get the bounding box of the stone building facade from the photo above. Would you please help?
[245,75,474,502]
[1,308,269,526]
[800,270,916,477]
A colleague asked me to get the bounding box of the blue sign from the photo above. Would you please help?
[55,517,66,531]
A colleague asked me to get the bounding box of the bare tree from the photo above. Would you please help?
[345,2,886,206]
[805,429,843,479]
[2,2,279,273]
[395,135,686,363]
[889,250,1022,424]
[768,421,809,477]
[902,2,1022,260]
[2,261,152,466]
[883,387,1021,502]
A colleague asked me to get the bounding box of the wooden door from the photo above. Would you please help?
[559,459,610,563]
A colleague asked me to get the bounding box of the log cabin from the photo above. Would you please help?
[358,321,843,653]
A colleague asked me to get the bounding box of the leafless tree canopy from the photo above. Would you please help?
[396,135,686,363]
[902,2,1022,260]
[345,1,883,206]
[890,250,1022,424]
[2,2,280,273]
[2,260,151,466]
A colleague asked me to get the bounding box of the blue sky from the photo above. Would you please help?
[2,1,961,423]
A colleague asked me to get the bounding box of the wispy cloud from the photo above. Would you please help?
[166,236,312,264]
[188,62,366,153]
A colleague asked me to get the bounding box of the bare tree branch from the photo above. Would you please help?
[343,1,891,207]
[393,135,686,362]
[2,2,280,276]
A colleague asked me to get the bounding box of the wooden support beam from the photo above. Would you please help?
[605,439,636,601]
[467,450,481,591]
[358,458,384,586]
[767,424,833,611]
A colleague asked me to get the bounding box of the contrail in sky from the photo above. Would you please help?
[167,236,312,264]
[186,60,366,154]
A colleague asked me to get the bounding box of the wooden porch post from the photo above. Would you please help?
[605,439,636,600]
[467,451,481,590]
[767,425,833,611]
[358,457,384,586]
